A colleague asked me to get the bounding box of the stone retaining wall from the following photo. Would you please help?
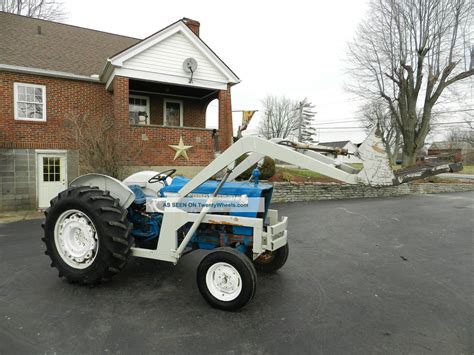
[271,182,474,203]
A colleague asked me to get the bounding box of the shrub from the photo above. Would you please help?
[281,171,293,182]
[235,155,276,180]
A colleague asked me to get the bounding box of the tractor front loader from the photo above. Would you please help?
[41,128,461,310]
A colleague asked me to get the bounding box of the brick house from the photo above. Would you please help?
[428,141,474,163]
[0,12,240,211]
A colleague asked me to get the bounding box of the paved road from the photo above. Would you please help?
[0,193,472,354]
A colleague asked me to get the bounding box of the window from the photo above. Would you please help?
[43,157,61,182]
[14,83,46,121]
[129,95,150,125]
[163,99,183,127]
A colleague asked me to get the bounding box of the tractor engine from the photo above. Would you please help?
[127,185,162,248]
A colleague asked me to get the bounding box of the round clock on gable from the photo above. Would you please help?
[183,57,198,83]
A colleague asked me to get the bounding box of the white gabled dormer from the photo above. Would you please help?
[102,19,240,91]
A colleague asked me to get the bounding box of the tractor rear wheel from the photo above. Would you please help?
[42,186,133,285]
[253,243,289,273]
[197,247,257,311]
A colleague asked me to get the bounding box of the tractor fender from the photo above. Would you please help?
[70,173,135,209]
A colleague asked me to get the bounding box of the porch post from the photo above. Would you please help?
[113,76,129,126]
[218,84,233,151]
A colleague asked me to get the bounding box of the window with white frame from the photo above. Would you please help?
[14,83,46,121]
[163,99,183,127]
[129,95,150,125]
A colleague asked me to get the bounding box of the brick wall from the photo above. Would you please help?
[271,182,474,203]
[114,76,215,166]
[147,94,206,127]
[218,85,233,151]
[0,71,114,149]
[0,73,219,167]
[128,125,215,166]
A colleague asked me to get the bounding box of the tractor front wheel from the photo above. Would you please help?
[197,247,257,311]
[253,243,289,273]
[42,186,133,285]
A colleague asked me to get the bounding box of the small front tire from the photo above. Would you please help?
[253,243,289,273]
[197,247,257,311]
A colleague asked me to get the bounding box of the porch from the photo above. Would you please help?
[102,18,239,168]
[111,76,233,167]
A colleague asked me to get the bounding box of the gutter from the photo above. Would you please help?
[0,64,101,82]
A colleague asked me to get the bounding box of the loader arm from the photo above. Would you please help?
[178,127,463,197]
[178,128,397,197]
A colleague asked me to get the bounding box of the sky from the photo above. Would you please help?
[62,0,472,144]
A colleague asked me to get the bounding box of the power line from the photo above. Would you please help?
[312,115,473,126]
[435,109,474,113]
[313,122,470,131]
[433,121,473,125]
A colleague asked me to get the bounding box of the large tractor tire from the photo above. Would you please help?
[253,243,289,273]
[41,186,133,285]
[197,247,257,311]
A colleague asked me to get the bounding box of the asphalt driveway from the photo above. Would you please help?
[0,192,472,354]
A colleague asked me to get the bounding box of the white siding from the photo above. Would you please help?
[123,31,228,84]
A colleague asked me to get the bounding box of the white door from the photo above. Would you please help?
[37,153,67,208]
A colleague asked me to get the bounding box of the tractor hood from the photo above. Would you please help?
[160,176,274,235]
[160,176,273,198]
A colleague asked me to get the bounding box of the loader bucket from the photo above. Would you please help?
[356,127,396,186]
[355,127,463,186]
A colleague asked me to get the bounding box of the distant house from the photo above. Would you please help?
[428,142,473,163]
[316,140,362,164]
[0,13,240,211]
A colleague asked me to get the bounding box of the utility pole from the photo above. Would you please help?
[297,101,303,142]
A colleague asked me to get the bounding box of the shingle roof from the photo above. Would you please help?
[317,140,351,148]
[0,12,140,76]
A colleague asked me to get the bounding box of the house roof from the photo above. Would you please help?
[0,12,239,86]
[0,12,139,77]
[317,140,351,148]
[109,17,240,81]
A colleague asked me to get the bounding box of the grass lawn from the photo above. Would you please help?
[272,166,331,182]
[459,164,474,174]
[273,163,474,183]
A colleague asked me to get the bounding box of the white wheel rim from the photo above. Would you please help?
[205,262,242,301]
[54,209,99,269]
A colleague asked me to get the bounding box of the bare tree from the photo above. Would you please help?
[1,0,66,21]
[348,0,473,166]
[259,95,300,140]
[361,100,403,164]
[259,95,318,141]
[62,112,141,178]
[445,124,474,144]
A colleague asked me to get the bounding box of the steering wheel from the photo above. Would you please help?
[148,169,176,184]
